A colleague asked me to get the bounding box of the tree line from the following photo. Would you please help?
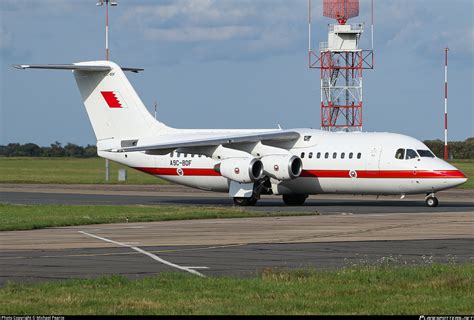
[0,142,97,158]
[0,138,473,159]
[424,138,474,160]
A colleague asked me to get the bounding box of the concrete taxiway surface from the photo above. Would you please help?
[1,184,473,215]
[0,184,473,284]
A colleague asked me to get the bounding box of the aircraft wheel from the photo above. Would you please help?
[282,194,308,206]
[233,196,258,207]
[425,196,438,207]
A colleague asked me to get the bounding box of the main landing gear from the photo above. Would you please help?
[282,194,308,206]
[425,193,439,207]
[233,195,258,207]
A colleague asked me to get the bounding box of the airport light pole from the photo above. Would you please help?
[444,47,449,160]
[96,0,118,61]
[96,0,118,182]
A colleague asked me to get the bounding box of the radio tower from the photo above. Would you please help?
[309,0,374,131]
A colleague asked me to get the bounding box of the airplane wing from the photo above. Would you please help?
[13,64,144,73]
[119,130,300,153]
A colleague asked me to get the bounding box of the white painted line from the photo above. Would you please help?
[183,266,209,270]
[79,231,206,277]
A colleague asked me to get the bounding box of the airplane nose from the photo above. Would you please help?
[453,169,468,187]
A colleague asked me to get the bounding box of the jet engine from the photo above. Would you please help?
[217,157,264,183]
[261,155,303,181]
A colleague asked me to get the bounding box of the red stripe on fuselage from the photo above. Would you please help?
[301,170,466,179]
[135,167,221,176]
[134,167,466,179]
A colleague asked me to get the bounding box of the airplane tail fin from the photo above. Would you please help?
[72,61,171,143]
[15,61,172,146]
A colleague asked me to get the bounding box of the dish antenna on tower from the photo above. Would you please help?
[323,0,359,25]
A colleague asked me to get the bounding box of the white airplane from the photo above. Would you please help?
[15,61,467,207]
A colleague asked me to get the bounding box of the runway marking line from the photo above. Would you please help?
[78,231,206,277]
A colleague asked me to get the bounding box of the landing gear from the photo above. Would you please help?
[233,195,258,207]
[425,194,439,207]
[282,194,308,206]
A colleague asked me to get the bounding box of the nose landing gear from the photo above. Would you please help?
[425,193,439,207]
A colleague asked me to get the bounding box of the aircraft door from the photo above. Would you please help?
[366,146,382,171]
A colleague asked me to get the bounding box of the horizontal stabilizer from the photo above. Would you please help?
[13,64,143,73]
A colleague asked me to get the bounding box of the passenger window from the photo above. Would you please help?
[333,152,337,159]
[309,152,313,159]
[395,149,405,160]
[199,154,202,158]
[325,152,329,159]
[177,153,181,158]
[349,152,353,159]
[301,152,305,159]
[341,152,345,159]
[357,153,362,159]
[170,152,174,157]
[317,152,321,159]
[406,149,418,160]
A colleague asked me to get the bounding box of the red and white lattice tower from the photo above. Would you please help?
[309,0,374,131]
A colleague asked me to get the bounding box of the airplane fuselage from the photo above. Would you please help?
[102,129,466,197]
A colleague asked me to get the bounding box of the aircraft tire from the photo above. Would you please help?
[425,196,439,207]
[282,194,308,206]
[233,196,258,206]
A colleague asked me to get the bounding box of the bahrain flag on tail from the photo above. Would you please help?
[101,91,126,108]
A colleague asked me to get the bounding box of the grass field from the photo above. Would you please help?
[0,157,472,188]
[0,264,472,315]
[0,203,303,232]
[0,157,164,184]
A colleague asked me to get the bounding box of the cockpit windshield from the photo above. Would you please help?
[417,150,435,158]
[395,148,435,160]
[406,149,419,160]
[395,149,405,160]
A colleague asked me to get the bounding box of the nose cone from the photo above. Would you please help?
[423,159,468,190]
[443,161,468,188]
[457,170,468,186]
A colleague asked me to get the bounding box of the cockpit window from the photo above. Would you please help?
[395,149,405,160]
[406,149,419,160]
[417,150,435,158]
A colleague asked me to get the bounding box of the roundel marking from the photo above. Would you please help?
[274,164,280,172]
[349,170,357,178]
[177,168,184,176]
[234,167,240,174]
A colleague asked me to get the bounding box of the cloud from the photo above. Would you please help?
[0,25,12,51]
[119,0,308,62]
[368,0,473,62]
[144,25,256,42]
[0,0,81,14]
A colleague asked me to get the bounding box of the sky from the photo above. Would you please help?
[0,0,473,146]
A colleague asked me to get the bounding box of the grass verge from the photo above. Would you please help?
[0,264,472,315]
[0,203,304,232]
[0,157,165,184]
